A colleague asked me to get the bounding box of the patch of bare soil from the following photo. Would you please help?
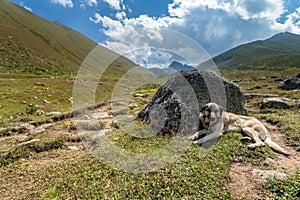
[228,123,300,200]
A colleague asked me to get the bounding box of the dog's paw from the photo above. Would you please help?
[193,139,204,145]
[192,141,199,144]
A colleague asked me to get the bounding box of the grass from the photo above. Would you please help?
[265,171,300,199]
[0,69,299,199]
[0,136,66,166]
[1,130,269,199]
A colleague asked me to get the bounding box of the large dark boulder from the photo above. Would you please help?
[278,76,300,90]
[137,70,247,136]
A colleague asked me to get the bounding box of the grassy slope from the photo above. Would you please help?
[0,0,97,75]
[0,70,299,199]
[0,0,138,125]
[210,32,300,70]
[0,1,299,198]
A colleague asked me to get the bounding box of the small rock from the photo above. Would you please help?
[82,115,90,120]
[248,86,263,90]
[17,139,40,147]
[91,112,109,119]
[43,100,50,104]
[252,169,287,183]
[278,76,300,90]
[245,93,279,99]
[13,123,34,132]
[35,82,47,87]
[29,123,54,135]
[274,77,285,82]
[46,112,61,116]
[134,93,144,98]
[258,77,267,80]
[260,98,292,109]
[298,99,300,107]
[17,136,29,142]
[67,146,79,151]
[263,158,275,166]
[129,103,138,110]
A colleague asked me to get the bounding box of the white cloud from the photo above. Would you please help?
[116,11,126,20]
[80,4,86,9]
[86,0,97,6]
[51,0,73,8]
[233,0,285,20]
[91,0,300,67]
[103,0,123,10]
[24,6,33,12]
[276,6,300,34]
[168,0,231,18]
[20,2,32,12]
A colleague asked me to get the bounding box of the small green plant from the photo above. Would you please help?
[265,171,300,199]
[26,104,41,115]
[42,187,58,199]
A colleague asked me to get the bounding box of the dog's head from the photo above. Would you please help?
[199,103,224,128]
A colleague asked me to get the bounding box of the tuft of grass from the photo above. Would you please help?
[0,136,66,166]
[265,171,300,200]
[42,187,59,199]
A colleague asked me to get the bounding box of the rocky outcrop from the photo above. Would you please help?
[278,75,300,90]
[137,70,247,136]
[260,98,292,109]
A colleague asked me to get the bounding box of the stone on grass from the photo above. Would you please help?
[260,98,292,109]
[278,76,300,90]
[252,169,287,183]
[137,70,247,136]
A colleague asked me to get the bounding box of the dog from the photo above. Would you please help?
[188,102,290,156]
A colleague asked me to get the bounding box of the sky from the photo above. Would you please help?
[9,0,300,68]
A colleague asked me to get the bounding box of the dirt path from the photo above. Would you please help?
[228,123,300,199]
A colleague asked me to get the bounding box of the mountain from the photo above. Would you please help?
[169,61,195,71]
[206,32,300,70]
[0,0,99,75]
[149,61,195,76]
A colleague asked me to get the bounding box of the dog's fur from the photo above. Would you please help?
[189,103,290,156]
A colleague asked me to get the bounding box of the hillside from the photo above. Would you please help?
[208,32,300,70]
[0,0,98,75]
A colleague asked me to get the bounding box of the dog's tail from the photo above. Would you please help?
[264,137,290,156]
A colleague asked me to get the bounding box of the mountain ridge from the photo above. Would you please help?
[206,32,300,70]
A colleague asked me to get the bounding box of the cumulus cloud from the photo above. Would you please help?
[278,6,300,34]
[91,0,300,67]
[51,0,73,8]
[20,2,32,12]
[103,0,123,10]
[24,6,33,12]
[91,13,191,67]
[115,11,126,20]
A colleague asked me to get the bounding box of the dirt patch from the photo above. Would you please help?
[228,123,300,200]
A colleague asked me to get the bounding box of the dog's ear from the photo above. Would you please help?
[200,104,207,113]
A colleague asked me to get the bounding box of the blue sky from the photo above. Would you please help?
[9,0,300,67]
